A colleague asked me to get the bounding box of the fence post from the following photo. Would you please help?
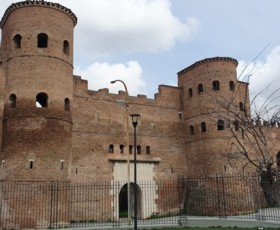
[50,182,53,228]
[221,174,226,218]
[215,174,221,217]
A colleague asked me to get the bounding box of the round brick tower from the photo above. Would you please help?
[0,0,77,181]
[178,57,249,175]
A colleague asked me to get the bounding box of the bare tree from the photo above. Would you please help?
[206,60,280,179]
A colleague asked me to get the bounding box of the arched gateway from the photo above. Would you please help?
[119,183,141,219]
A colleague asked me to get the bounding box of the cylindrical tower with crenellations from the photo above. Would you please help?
[0,0,77,181]
[178,57,249,175]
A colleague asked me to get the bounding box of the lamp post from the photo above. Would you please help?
[110,80,131,225]
[130,113,140,230]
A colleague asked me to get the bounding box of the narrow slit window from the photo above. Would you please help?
[201,122,206,133]
[120,145,124,154]
[178,112,183,121]
[63,40,70,54]
[189,125,194,135]
[60,160,64,170]
[137,145,141,154]
[146,146,150,154]
[234,120,239,131]
[217,120,225,130]
[29,160,34,170]
[9,94,17,108]
[277,152,280,170]
[198,84,203,94]
[188,88,193,97]
[213,81,220,91]
[109,144,114,153]
[64,98,70,111]
[13,34,22,48]
[229,81,235,91]
[129,145,133,154]
[239,102,245,111]
[242,129,245,139]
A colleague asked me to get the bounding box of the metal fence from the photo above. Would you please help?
[0,175,279,229]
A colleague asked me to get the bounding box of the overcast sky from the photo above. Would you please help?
[1,0,280,113]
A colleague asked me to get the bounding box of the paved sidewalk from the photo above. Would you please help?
[70,208,280,230]
[70,217,280,229]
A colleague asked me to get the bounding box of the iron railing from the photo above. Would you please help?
[0,175,279,229]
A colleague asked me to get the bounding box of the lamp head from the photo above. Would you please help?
[130,114,140,127]
[110,80,116,84]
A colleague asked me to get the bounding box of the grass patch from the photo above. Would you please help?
[119,210,128,218]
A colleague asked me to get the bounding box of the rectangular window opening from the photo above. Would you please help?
[60,160,64,170]
[29,159,34,170]
[178,112,183,121]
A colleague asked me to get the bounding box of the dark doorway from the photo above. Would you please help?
[119,183,141,219]
[119,184,129,218]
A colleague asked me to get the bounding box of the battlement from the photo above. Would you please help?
[252,119,280,129]
[177,57,238,76]
[73,75,182,108]
[0,0,78,29]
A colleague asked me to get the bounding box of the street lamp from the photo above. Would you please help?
[130,113,140,230]
[110,80,131,225]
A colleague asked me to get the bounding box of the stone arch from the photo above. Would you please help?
[119,183,142,219]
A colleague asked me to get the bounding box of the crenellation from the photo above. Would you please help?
[152,84,183,108]
[97,88,109,94]
[0,0,78,29]
[118,90,126,96]
[137,94,147,99]
[177,56,238,76]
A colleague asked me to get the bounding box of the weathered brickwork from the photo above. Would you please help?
[0,0,74,182]
[0,1,279,228]
[0,0,279,186]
